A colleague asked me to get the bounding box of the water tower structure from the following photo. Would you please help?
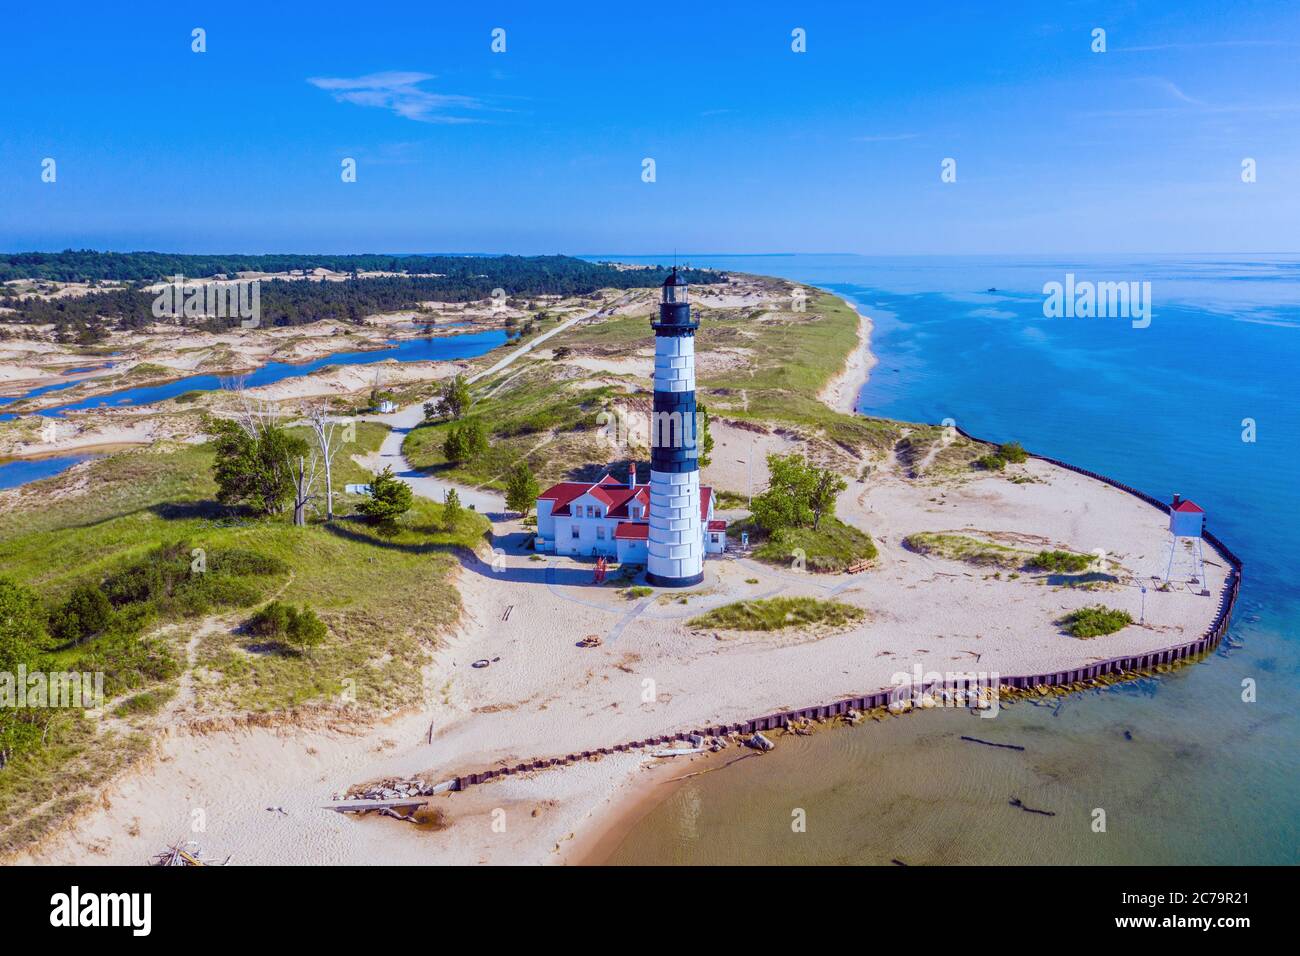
[1164,494,1208,593]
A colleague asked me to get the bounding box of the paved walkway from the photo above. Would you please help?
[360,300,617,517]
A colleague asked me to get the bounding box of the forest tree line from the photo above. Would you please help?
[0,253,723,333]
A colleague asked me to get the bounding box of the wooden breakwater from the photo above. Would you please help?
[446,429,1243,793]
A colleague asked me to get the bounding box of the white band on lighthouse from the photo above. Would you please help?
[652,334,695,392]
[647,469,703,581]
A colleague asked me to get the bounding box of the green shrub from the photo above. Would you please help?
[624,586,653,599]
[49,584,114,645]
[77,632,180,697]
[246,601,327,654]
[1027,550,1093,573]
[100,542,287,618]
[247,601,290,638]
[975,453,1006,471]
[998,442,1028,463]
[1059,605,1133,638]
[443,419,488,463]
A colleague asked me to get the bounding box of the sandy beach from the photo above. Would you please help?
[819,300,876,414]
[11,295,1231,866]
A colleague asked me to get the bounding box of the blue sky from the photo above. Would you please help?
[1,0,1297,255]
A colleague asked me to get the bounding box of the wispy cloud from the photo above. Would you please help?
[852,132,919,143]
[307,71,487,123]
[1079,76,1300,118]
[1154,78,1208,107]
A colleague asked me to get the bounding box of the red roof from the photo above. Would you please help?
[577,482,648,517]
[1172,500,1204,513]
[539,475,712,520]
[613,522,649,540]
[537,481,591,514]
[707,519,727,531]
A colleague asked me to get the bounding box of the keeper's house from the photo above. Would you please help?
[534,462,726,564]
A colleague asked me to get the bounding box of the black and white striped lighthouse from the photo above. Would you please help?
[646,268,704,587]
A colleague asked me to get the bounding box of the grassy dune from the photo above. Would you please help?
[0,423,488,853]
[403,366,618,488]
[738,517,878,573]
[403,284,906,493]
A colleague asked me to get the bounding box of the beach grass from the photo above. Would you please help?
[903,532,1026,568]
[688,597,864,632]
[738,516,877,573]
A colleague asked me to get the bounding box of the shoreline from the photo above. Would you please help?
[817,297,876,414]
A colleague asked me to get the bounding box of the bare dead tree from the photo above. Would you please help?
[293,453,323,527]
[220,379,317,520]
[302,401,348,521]
[222,376,281,439]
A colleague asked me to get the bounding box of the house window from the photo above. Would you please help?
[571,526,580,539]
[597,526,605,540]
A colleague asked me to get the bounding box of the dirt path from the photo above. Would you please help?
[356,298,623,517]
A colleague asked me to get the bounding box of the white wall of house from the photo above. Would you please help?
[616,538,648,563]
[536,499,556,548]
[553,515,618,557]
[536,487,722,562]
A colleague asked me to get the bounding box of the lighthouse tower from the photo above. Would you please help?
[646,268,704,587]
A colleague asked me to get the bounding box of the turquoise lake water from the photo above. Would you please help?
[0,328,508,418]
[0,327,508,488]
[593,254,1299,865]
[0,453,97,490]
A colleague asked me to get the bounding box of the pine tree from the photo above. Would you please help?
[356,466,413,526]
[442,488,463,531]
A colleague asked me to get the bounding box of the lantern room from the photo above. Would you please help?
[661,267,688,304]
